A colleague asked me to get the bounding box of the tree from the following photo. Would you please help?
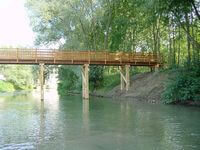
[26,0,200,99]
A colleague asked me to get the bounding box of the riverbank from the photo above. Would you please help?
[91,71,168,103]
[91,70,200,106]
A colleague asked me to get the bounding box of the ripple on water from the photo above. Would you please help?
[0,143,35,150]
[0,92,200,150]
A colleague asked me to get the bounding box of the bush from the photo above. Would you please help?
[57,66,79,96]
[162,64,200,104]
[89,66,104,91]
[0,81,15,92]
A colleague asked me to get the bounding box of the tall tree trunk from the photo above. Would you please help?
[89,0,97,50]
[104,0,113,50]
[173,24,176,66]
[197,25,200,62]
[173,12,200,49]
[153,23,157,54]
[185,13,191,67]
[178,26,181,67]
[157,16,161,55]
[168,19,172,67]
[191,12,196,62]
[131,28,136,52]
[190,0,200,20]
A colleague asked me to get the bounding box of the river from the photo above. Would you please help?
[0,90,200,150]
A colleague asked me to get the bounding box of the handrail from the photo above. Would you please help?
[0,48,162,66]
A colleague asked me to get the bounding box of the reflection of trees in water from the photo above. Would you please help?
[0,92,45,147]
[1,93,199,149]
[0,92,40,111]
[115,101,168,149]
[160,106,200,150]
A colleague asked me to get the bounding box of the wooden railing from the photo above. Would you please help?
[0,48,162,66]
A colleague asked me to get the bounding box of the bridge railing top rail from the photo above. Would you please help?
[0,48,159,54]
[0,48,163,65]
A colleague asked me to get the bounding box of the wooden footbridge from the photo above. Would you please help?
[0,48,162,100]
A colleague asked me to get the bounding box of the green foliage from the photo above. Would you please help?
[89,66,104,91]
[3,66,34,90]
[57,66,79,96]
[101,73,120,92]
[0,81,15,92]
[0,65,34,90]
[26,0,200,102]
[162,63,200,104]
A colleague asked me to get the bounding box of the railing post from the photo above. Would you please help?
[17,48,19,62]
[105,51,107,64]
[54,49,56,64]
[120,53,122,64]
[89,51,90,64]
[35,49,37,63]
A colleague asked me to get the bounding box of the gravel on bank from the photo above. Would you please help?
[91,72,169,103]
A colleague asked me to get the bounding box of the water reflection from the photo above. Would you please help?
[0,92,200,150]
[38,101,45,145]
[82,100,90,134]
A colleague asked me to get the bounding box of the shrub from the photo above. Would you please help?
[162,64,200,104]
[0,81,15,92]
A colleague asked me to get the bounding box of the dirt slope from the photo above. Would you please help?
[92,72,169,103]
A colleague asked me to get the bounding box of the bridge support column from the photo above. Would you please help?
[82,64,89,100]
[119,65,130,91]
[125,65,130,91]
[119,66,125,91]
[155,64,160,72]
[39,63,44,101]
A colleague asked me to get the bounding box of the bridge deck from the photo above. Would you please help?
[0,48,162,66]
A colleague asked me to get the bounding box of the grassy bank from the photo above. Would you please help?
[92,68,200,106]
[96,73,120,92]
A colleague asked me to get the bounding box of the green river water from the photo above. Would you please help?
[0,90,200,150]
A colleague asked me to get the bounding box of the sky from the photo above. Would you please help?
[0,0,35,47]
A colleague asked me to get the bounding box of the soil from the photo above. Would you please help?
[91,72,169,103]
